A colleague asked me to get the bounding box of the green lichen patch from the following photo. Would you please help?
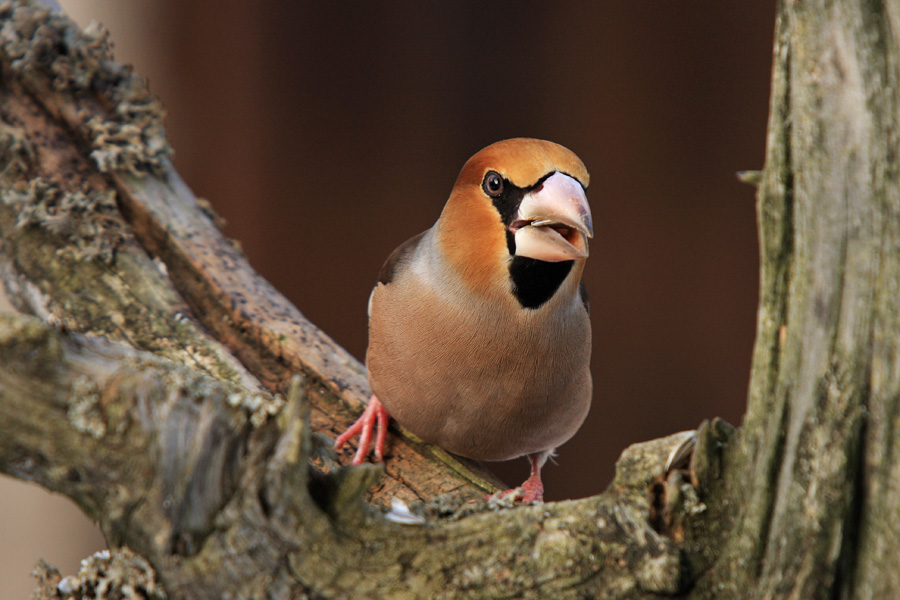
[0,0,172,176]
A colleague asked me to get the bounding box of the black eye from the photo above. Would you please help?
[483,171,504,197]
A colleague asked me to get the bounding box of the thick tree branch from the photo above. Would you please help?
[0,0,500,506]
[0,312,693,598]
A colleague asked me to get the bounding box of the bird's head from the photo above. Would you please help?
[436,138,592,301]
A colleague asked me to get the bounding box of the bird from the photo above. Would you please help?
[335,138,592,502]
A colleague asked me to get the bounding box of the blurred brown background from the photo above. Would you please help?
[2,1,775,596]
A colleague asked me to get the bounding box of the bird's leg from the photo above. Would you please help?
[519,451,550,503]
[493,450,552,503]
[334,394,391,465]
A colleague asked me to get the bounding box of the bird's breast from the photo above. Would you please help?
[366,274,591,461]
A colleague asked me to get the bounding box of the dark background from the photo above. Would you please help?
[2,4,778,594]
[146,2,776,499]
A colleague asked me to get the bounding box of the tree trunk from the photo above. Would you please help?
[686,1,900,598]
[0,0,898,598]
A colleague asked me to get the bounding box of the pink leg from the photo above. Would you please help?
[519,452,548,503]
[334,395,391,465]
[493,451,551,503]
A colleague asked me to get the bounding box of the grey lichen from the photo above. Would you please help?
[123,352,284,428]
[409,488,541,523]
[67,374,106,438]
[0,1,172,176]
[531,520,591,572]
[1,176,124,263]
[226,388,285,427]
[0,3,108,91]
[85,109,170,177]
[0,120,33,177]
[32,548,166,600]
[633,548,685,595]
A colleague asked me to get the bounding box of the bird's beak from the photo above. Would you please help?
[510,172,593,262]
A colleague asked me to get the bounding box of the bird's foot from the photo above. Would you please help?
[489,480,543,504]
[334,394,391,465]
[491,452,547,503]
[519,472,544,503]
[490,466,545,504]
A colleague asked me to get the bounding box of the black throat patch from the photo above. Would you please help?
[509,257,574,309]
[486,172,575,309]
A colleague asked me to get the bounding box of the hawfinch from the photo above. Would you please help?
[336,138,592,502]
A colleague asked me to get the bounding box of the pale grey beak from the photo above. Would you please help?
[511,172,592,262]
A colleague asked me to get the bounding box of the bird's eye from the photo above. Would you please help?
[483,171,504,197]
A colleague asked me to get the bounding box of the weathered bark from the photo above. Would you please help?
[0,312,694,599]
[0,0,500,507]
[685,1,900,599]
[2,0,900,598]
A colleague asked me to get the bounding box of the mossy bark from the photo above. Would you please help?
[0,312,692,599]
[687,1,900,598]
[2,0,900,598]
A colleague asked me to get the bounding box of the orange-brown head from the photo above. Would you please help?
[435,138,592,308]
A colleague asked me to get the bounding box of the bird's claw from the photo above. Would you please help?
[489,461,545,504]
[334,394,390,465]
[519,476,544,503]
[488,483,543,505]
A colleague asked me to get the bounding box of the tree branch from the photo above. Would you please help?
[0,0,500,506]
[0,312,692,598]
